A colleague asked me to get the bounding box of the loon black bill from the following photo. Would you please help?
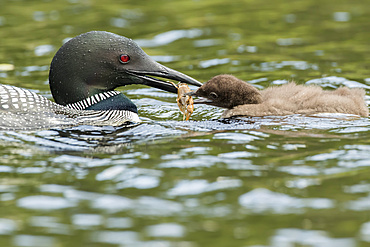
[126,67,202,94]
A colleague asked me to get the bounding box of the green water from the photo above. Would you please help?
[1,0,370,246]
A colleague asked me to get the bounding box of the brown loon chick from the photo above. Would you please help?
[189,74,369,118]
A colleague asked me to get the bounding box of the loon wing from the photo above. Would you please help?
[0,84,81,129]
[0,85,140,130]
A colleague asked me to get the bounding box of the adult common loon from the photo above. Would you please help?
[0,31,202,130]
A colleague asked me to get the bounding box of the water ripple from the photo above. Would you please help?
[17,195,76,210]
[198,58,230,68]
[306,76,370,89]
[271,228,355,247]
[135,29,203,47]
[239,188,334,214]
[167,179,242,196]
[146,223,185,238]
[0,218,17,235]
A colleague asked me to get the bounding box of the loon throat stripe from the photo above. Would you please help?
[74,109,141,125]
[65,91,121,110]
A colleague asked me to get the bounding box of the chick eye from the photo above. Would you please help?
[209,92,218,99]
[119,54,130,64]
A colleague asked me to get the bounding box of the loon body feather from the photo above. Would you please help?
[0,85,140,130]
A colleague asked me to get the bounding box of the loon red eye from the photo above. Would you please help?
[119,54,130,63]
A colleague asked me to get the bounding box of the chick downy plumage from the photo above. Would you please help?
[191,74,369,118]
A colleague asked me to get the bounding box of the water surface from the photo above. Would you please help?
[1,0,370,246]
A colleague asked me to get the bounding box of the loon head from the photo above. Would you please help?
[188,74,262,109]
[49,31,202,108]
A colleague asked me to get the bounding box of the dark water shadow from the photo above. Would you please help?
[0,114,369,154]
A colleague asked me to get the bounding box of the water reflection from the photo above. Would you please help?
[0,218,17,235]
[29,216,70,235]
[254,60,318,71]
[333,12,351,22]
[17,195,76,210]
[193,39,223,48]
[306,76,370,89]
[276,37,304,46]
[96,166,162,189]
[135,29,203,47]
[239,188,334,214]
[1,0,370,246]
[360,222,370,242]
[198,58,230,68]
[34,45,55,57]
[168,179,242,196]
[71,214,103,229]
[92,231,139,245]
[271,228,355,247]
[13,235,56,247]
[1,113,369,153]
